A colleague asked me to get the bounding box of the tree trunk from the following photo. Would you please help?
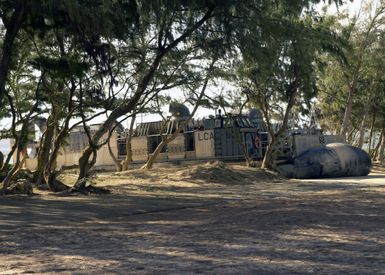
[142,137,167,170]
[2,105,39,190]
[107,136,122,172]
[340,6,377,138]
[262,78,298,170]
[1,141,17,172]
[75,60,160,179]
[261,134,278,169]
[0,151,3,169]
[76,146,95,186]
[1,73,41,191]
[358,101,370,148]
[379,129,385,163]
[238,133,252,167]
[237,98,252,166]
[340,84,354,138]
[0,3,25,106]
[121,115,136,171]
[2,92,18,172]
[227,125,251,167]
[45,113,75,191]
[2,143,25,189]
[74,147,98,190]
[368,112,376,155]
[34,114,56,186]
[347,128,357,145]
[75,7,214,185]
[372,131,383,160]
[141,58,215,170]
[42,76,76,191]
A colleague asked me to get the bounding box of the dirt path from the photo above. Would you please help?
[1,163,385,274]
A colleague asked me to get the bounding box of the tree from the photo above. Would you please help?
[1,0,140,191]
[141,58,217,170]
[318,1,385,153]
[0,0,27,107]
[0,33,38,173]
[339,1,385,138]
[1,73,44,189]
[73,2,232,189]
[236,1,345,169]
[120,114,136,171]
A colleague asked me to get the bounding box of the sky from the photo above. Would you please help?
[0,139,10,154]
[320,0,382,20]
[320,0,362,15]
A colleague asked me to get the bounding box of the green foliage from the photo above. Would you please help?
[2,0,373,177]
[235,1,346,128]
[317,2,385,137]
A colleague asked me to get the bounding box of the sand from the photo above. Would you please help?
[1,161,385,274]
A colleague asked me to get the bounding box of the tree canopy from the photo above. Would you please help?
[1,0,384,192]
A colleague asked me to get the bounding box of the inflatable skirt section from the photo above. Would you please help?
[277,143,372,179]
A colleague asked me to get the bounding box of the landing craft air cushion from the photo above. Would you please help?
[15,104,371,179]
[119,105,371,178]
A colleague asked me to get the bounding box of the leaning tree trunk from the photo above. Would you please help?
[368,112,376,155]
[261,134,278,170]
[34,113,56,186]
[141,137,167,170]
[0,151,3,170]
[44,112,74,191]
[358,100,370,148]
[42,76,76,191]
[372,128,384,160]
[1,102,39,189]
[1,144,26,189]
[77,147,96,186]
[235,97,252,167]
[107,137,122,172]
[1,73,42,192]
[44,129,68,191]
[0,3,25,106]
[340,84,354,138]
[372,135,382,160]
[347,128,357,145]
[74,7,215,187]
[141,58,215,170]
[236,131,252,167]
[75,146,98,190]
[121,115,136,171]
[261,78,298,170]
[75,54,162,181]
[1,141,17,172]
[378,129,385,163]
[225,123,252,167]
[2,92,18,172]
